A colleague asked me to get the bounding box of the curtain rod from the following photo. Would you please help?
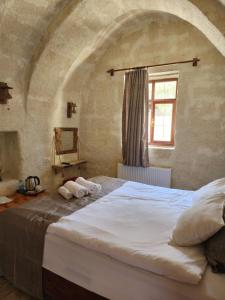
[107,57,200,76]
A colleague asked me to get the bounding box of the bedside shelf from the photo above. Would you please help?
[52,160,87,174]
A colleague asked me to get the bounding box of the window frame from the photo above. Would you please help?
[149,78,178,147]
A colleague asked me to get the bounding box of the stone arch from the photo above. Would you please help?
[28,0,225,107]
[24,0,225,184]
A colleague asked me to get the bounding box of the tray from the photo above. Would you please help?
[24,189,45,196]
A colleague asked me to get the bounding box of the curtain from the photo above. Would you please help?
[122,69,149,167]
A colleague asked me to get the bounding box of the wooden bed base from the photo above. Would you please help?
[43,268,107,300]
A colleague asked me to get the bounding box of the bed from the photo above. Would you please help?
[0,176,125,299]
[43,234,225,300]
[43,179,225,300]
[0,176,224,300]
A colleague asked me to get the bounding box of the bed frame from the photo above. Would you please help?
[43,268,107,300]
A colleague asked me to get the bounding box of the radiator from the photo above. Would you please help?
[117,163,171,188]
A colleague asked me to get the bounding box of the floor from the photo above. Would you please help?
[0,277,34,300]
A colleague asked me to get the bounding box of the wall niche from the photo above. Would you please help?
[0,132,21,180]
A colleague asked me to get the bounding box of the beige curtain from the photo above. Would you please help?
[122,69,149,167]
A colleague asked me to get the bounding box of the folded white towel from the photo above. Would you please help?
[75,177,101,195]
[58,186,73,200]
[64,181,88,198]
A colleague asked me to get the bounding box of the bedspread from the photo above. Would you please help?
[0,176,125,299]
[49,181,207,285]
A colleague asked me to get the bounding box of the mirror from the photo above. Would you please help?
[54,128,78,155]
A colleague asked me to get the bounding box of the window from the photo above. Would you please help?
[149,78,177,146]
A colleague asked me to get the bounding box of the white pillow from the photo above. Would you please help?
[171,179,225,246]
[192,177,225,204]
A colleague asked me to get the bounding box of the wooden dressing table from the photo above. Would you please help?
[0,192,47,213]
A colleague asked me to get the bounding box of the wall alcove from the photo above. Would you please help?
[0,132,21,180]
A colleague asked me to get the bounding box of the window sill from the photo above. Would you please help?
[148,145,175,150]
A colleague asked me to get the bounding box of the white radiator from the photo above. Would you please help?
[117,163,171,188]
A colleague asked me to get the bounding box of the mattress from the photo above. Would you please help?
[43,233,225,300]
[47,181,206,284]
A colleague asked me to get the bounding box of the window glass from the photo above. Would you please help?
[153,103,173,142]
[155,81,177,99]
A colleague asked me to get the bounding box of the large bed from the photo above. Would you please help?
[43,178,225,300]
[43,233,225,300]
[0,176,225,300]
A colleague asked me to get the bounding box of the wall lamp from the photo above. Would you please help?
[67,102,77,118]
[0,82,13,104]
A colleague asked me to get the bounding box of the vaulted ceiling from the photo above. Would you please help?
[0,0,224,110]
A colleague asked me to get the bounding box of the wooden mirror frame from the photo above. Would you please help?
[54,127,78,155]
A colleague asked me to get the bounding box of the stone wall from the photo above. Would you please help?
[69,14,225,190]
[0,1,224,190]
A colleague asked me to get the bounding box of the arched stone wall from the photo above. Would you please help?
[0,0,224,188]
[26,0,225,187]
[28,0,225,107]
[71,14,225,190]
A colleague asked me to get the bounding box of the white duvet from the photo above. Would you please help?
[48,181,207,284]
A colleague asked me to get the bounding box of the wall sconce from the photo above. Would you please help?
[0,82,13,104]
[67,102,77,118]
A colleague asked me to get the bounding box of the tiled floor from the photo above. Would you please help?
[0,277,34,300]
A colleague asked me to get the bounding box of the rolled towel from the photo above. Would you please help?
[58,186,73,200]
[75,177,101,195]
[64,181,88,198]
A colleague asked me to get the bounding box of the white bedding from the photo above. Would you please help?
[48,181,207,285]
[43,234,225,300]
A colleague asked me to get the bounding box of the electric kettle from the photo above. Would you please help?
[25,176,40,191]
